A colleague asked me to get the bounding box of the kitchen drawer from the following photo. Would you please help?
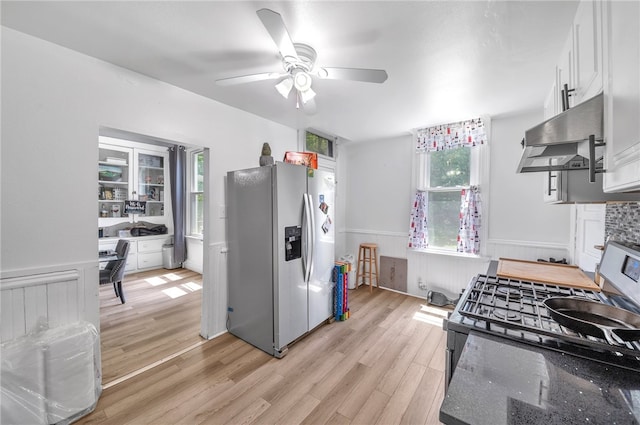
[124,253,137,272]
[137,252,163,270]
[98,240,118,252]
[99,239,138,254]
[137,238,166,253]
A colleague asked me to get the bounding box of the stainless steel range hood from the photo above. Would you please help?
[517,92,604,182]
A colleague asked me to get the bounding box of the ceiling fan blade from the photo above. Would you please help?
[256,9,299,60]
[216,72,282,86]
[318,67,388,84]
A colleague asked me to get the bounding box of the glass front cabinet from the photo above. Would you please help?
[137,152,166,217]
[98,138,169,225]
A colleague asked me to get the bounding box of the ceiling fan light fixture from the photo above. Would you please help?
[218,9,389,113]
[293,71,313,92]
[299,87,316,104]
[275,77,293,99]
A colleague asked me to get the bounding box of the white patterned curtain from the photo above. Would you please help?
[410,117,486,253]
[408,191,428,249]
[416,118,486,152]
[457,186,481,254]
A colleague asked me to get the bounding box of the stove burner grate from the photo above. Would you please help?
[457,274,640,358]
[496,285,521,299]
[493,309,521,321]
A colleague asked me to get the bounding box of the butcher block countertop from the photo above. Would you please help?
[497,258,601,292]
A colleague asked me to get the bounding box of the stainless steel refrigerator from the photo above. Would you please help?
[226,162,336,357]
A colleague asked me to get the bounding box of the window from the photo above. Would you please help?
[305,130,334,158]
[189,150,204,236]
[411,118,487,254]
[420,148,473,250]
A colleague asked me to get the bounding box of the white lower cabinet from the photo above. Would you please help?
[137,238,167,270]
[137,253,163,270]
[137,238,166,253]
[99,235,171,273]
[125,254,138,272]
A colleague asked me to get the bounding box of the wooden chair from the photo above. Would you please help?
[356,243,379,292]
[100,239,130,303]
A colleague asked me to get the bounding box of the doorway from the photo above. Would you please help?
[97,128,209,385]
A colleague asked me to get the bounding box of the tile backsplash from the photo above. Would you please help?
[605,202,640,245]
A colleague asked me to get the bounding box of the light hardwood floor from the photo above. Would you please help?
[81,284,448,425]
[99,268,204,384]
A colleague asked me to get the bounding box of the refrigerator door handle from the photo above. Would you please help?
[302,193,312,283]
[307,194,316,281]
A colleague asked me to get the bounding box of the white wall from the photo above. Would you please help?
[342,135,414,234]
[337,135,413,288]
[1,28,298,339]
[1,26,575,343]
[340,111,572,297]
[487,111,572,245]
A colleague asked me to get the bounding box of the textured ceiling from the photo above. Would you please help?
[2,1,579,142]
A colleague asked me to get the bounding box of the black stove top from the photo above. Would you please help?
[447,274,640,371]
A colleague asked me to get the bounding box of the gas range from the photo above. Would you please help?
[446,274,640,373]
[444,241,640,391]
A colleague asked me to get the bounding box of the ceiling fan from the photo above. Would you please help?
[216,8,388,113]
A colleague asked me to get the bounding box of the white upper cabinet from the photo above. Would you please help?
[543,72,560,119]
[98,144,133,223]
[573,0,603,104]
[547,0,603,115]
[557,34,575,111]
[602,0,640,192]
[542,67,564,204]
[542,0,639,194]
[98,137,170,226]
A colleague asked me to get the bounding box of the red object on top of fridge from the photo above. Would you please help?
[283,151,318,169]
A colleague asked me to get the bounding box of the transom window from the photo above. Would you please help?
[305,130,334,158]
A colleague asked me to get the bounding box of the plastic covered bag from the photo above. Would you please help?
[1,320,101,425]
[1,336,46,424]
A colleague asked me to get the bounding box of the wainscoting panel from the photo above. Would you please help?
[23,284,48,337]
[343,230,569,299]
[0,270,84,343]
[486,239,569,263]
[1,286,25,342]
[406,250,489,298]
[201,242,227,339]
[184,237,204,274]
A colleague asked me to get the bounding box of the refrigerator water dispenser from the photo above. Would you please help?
[284,226,302,261]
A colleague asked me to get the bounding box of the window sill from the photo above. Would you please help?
[185,235,203,242]
[409,247,489,260]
